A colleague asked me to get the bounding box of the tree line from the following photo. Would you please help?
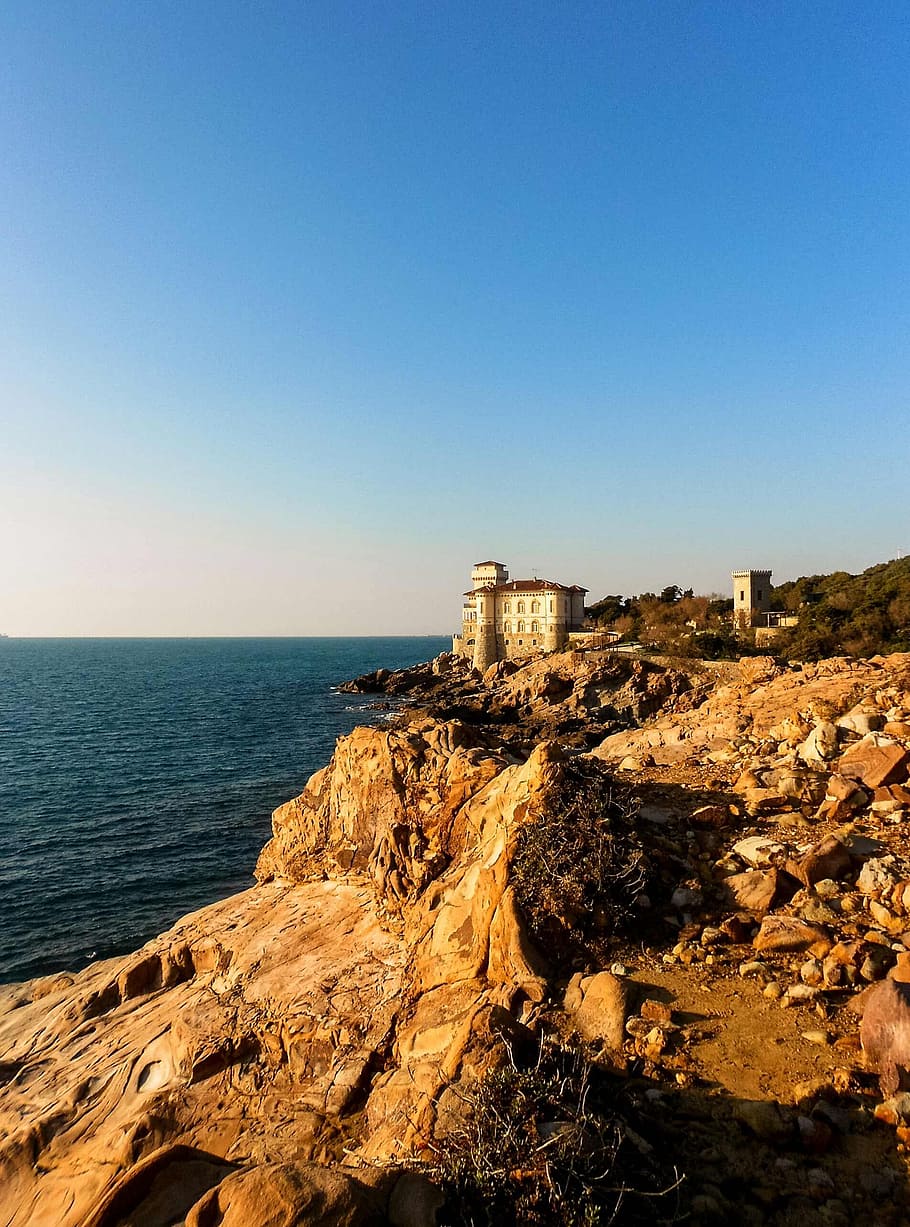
[585,555,910,661]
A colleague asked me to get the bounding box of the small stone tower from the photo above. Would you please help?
[471,586,498,673]
[472,561,508,590]
[732,569,772,630]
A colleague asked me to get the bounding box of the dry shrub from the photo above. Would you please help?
[429,1040,682,1226]
[511,758,653,962]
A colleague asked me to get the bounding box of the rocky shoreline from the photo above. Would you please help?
[4,647,910,1224]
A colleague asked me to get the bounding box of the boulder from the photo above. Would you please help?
[837,708,884,736]
[787,836,853,888]
[860,978,910,1096]
[186,1162,388,1227]
[797,721,839,765]
[738,657,781,685]
[722,869,799,916]
[838,739,910,789]
[571,971,629,1050]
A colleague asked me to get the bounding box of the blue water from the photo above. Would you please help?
[0,637,448,984]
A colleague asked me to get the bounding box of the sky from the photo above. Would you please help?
[1,2,908,635]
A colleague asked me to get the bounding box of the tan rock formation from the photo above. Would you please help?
[0,721,558,1226]
[7,646,910,1224]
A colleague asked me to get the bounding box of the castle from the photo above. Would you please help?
[452,561,587,672]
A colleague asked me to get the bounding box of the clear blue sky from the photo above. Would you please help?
[1,2,908,634]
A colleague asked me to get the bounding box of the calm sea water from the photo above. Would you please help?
[0,637,448,984]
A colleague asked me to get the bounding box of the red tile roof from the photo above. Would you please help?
[464,578,588,595]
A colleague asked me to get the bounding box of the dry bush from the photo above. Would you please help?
[511,758,653,963]
[428,1040,682,1226]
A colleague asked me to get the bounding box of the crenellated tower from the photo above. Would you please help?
[732,569,772,630]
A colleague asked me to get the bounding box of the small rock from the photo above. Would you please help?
[874,1093,910,1126]
[783,984,820,1006]
[734,835,787,867]
[732,1099,793,1142]
[739,960,766,978]
[797,1114,833,1153]
[754,916,831,953]
[801,1029,830,1045]
[800,959,824,987]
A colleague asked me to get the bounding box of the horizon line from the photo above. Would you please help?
[0,633,453,640]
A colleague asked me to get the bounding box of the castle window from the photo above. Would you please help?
[517,601,525,614]
[518,639,523,645]
[549,600,554,612]
[504,621,511,633]
[532,639,537,645]
[518,621,525,633]
[504,602,511,614]
[531,600,540,613]
[531,621,539,632]
[740,590,745,601]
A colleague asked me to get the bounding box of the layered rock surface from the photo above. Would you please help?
[0,720,561,1225]
[6,647,910,1225]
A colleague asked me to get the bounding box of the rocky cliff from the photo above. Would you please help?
[5,649,910,1225]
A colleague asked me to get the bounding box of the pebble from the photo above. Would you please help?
[814,878,840,899]
[783,983,819,1006]
[739,960,766,978]
[801,1029,830,1045]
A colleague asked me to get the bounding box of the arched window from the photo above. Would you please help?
[531,621,539,632]
[518,620,525,633]
[504,621,512,633]
[531,600,540,613]
[517,601,525,614]
[504,602,511,614]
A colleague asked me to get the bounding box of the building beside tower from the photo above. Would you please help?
[732,568,798,643]
[452,561,587,671]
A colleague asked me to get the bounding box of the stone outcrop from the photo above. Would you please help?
[0,720,561,1226]
[6,646,910,1224]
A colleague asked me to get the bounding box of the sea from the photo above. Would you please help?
[0,636,449,985]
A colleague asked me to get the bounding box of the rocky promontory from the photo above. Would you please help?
[5,648,910,1224]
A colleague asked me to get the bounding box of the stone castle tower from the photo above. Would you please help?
[732,569,772,630]
[472,586,499,673]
